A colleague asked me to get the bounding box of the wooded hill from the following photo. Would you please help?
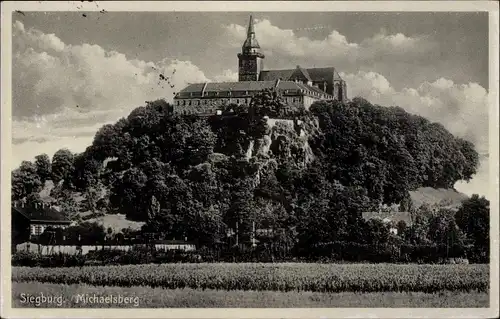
[12,90,488,262]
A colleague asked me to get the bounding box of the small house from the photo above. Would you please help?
[12,202,71,245]
[361,211,413,235]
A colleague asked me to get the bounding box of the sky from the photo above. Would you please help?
[10,11,491,198]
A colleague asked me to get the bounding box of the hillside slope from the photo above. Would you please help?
[409,187,468,210]
[12,96,480,245]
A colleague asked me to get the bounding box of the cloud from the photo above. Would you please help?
[223,19,434,64]
[12,21,210,168]
[11,20,489,199]
[212,69,239,82]
[341,71,489,198]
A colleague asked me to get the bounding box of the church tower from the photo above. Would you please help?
[238,15,265,81]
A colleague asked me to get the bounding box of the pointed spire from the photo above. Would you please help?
[247,15,255,37]
[242,15,260,50]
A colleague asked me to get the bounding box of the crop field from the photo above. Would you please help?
[12,282,489,308]
[12,263,489,293]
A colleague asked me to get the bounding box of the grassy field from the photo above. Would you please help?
[12,263,489,293]
[12,282,489,308]
[12,263,490,308]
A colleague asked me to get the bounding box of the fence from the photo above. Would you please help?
[15,242,196,255]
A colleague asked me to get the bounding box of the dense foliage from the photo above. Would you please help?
[11,92,487,262]
[12,263,489,293]
[309,98,478,205]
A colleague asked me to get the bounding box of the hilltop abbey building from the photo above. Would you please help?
[174,16,348,115]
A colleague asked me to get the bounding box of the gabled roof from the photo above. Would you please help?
[290,67,312,82]
[361,211,413,226]
[175,80,334,99]
[259,66,344,82]
[12,205,71,223]
[259,69,295,81]
[307,67,344,81]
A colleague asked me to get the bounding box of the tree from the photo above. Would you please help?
[408,214,432,245]
[91,123,126,161]
[63,222,106,245]
[248,88,293,118]
[365,219,391,244]
[55,190,80,220]
[428,209,466,249]
[109,167,148,221]
[84,186,100,213]
[72,153,101,191]
[34,154,51,184]
[144,195,163,233]
[51,148,75,185]
[11,161,43,200]
[147,195,160,222]
[308,99,479,207]
[455,194,489,262]
[25,192,44,208]
[396,220,408,239]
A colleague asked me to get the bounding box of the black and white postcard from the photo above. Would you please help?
[1,1,499,318]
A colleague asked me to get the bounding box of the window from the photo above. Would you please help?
[32,225,43,235]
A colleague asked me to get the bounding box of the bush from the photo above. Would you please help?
[12,251,85,267]
[12,251,39,267]
[295,241,470,264]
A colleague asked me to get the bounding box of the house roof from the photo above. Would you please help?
[259,67,344,82]
[307,67,344,81]
[361,211,413,226]
[290,67,312,82]
[259,69,294,81]
[175,80,334,99]
[12,205,71,223]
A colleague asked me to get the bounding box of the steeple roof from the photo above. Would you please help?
[242,15,260,50]
[247,15,255,36]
